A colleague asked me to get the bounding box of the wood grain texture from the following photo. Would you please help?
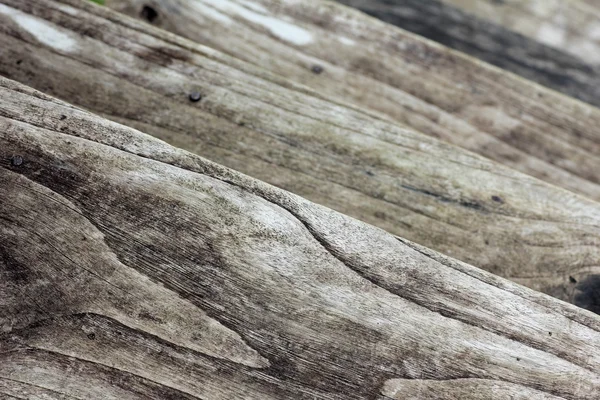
[437,0,600,67]
[101,0,600,202]
[3,0,600,310]
[3,76,600,400]
[336,0,600,108]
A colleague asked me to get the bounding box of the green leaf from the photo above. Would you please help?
[89,0,105,5]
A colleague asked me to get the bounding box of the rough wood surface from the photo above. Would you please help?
[3,76,600,400]
[437,0,600,67]
[101,0,600,203]
[336,0,600,108]
[3,0,600,310]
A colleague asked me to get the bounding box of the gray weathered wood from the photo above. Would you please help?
[3,76,600,399]
[3,0,600,310]
[437,0,600,67]
[102,0,600,202]
[335,0,600,108]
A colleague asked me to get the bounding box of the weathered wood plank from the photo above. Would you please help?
[2,0,600,310]
[102,0,600,202]
[437,0,600,67]
[3,76,600,399]
[336,0,600,108]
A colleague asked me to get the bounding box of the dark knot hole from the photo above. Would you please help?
[141,5,159,23]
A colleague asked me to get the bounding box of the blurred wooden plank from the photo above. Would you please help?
[3,76,600,399]
[438,0,600,67]
[337,0,600,108]
[3,0,600,310]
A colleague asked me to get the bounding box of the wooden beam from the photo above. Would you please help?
[101,0,600,202]
[2,76,600,399]
[2,0,600,311]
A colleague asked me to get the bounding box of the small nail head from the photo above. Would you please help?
[311,65,324,74]
[189,92,202,102]
[10,155,23,167]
